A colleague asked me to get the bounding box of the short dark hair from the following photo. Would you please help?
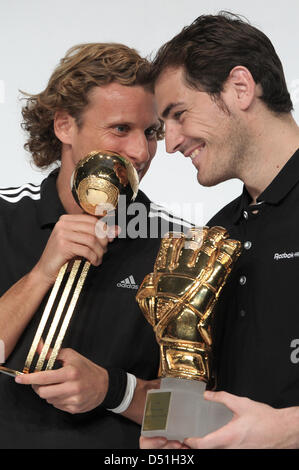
[151,12,293,114]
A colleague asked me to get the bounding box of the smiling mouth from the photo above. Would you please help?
[188,143,206,160]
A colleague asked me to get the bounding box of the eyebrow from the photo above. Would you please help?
[106,119,160,127]
[161,102,184,119]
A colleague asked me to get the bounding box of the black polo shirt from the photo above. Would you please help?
[208,148,299,409]
[0,170,193,449]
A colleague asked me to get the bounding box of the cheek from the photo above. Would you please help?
[91,133,113,150]
[184,109,226,138]
[148,140,157,159]
[79,128,115,153]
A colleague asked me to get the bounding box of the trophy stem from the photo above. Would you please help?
[0,366,24,377]
[45,260,90,370]
[0,260,90,377]
[24,259,90,374]
[23,262,68,373]
[34,260,82,371]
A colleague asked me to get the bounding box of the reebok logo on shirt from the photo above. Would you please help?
[273,251,299,260]
[117,275,139,290]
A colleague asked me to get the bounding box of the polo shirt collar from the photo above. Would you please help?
[37,168,66,228]
[233,148,299,223]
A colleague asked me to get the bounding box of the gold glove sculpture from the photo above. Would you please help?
[137,226,241,386]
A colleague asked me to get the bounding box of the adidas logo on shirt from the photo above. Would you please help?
[117,275,139,290]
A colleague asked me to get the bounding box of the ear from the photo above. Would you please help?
[223,66,257,111]
[54,110,76,144]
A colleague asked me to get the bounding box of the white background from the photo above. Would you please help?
[1,0,299,224]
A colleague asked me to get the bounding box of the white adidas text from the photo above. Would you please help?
[117,275,139,290]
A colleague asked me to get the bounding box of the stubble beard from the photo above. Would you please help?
[197,115,250,187]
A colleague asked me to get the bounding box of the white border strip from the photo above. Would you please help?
[149,210,193,229]
[0,183,41,194]
[0,189,41,203]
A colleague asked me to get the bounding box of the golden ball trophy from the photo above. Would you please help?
[136,227,241,441]
[0,150,138,377]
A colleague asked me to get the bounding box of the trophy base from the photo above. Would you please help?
[142,377,233,442]
[0,366,23,377]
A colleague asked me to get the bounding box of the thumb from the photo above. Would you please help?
[204,390,248,415]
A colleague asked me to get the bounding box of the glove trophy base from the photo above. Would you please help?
[142,378,232,441]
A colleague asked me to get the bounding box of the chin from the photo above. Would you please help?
[196,172,221,188]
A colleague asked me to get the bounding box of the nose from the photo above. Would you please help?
[124,131,151,168]
[165,121,184,154]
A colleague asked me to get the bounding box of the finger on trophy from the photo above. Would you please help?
[217,238,242,268]
[202,226,228,255]
[136,273,157,326]
[207,226,229,245]
[191,226,228,272]
[154,232,185,272]
[180,227,219,278]
[180,227,208,269]
[203,238,242,293]
[197,303,215,347]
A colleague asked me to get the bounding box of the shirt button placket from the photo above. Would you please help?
[239,208,251,318]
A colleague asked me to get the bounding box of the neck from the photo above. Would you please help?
[239,113,299,204]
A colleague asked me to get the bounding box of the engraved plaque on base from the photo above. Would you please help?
[142,378,232,441]
[136,227,241,441]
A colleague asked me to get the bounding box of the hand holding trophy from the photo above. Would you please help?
[0,150,138,377]
[136,226,241,441]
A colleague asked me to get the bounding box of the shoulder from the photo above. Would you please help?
[0,182,41,212]
[148,202,194,237]
[129,191,194,239]
[207,195,242,227]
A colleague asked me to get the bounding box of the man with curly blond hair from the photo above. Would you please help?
[0,43,190,449]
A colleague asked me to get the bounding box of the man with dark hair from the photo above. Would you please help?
[0,43,192,449]
[141,12,299,449]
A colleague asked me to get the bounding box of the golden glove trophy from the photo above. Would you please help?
[0,150,138,377]
[136,226,241,440]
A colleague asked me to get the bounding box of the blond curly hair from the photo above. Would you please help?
[22,43,163,168]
